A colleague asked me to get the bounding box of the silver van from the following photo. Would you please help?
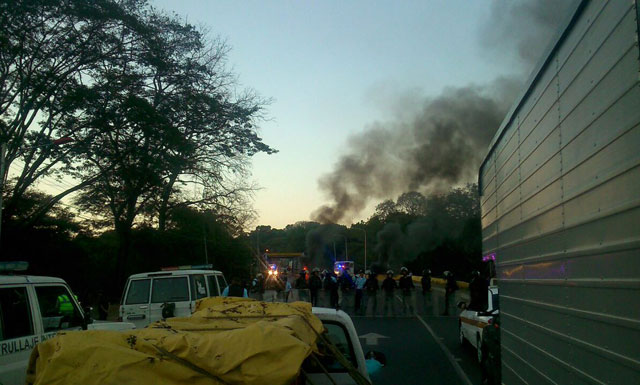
[119,266,226,329]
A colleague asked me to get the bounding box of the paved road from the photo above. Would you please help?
[262,287,483,385]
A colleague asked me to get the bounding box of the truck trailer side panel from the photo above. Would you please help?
[479,1,640,384]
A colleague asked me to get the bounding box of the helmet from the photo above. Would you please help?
[444,271,452,277]
[365,270,372,275]
[386,270,393,275]
[422,269,431,275]
[400,267,408,273]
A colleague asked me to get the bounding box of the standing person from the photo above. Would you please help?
[398,267,415,315]
[443,271,458,315]
[296,270,309,302]
[469,270,488,311]
[223,277,249,298]
[252,273,265,301]
[354,270,367,315]
[328,272,340,309]
[364,271,379,316]
[421,269,432,315]
[309,268,323,306]
[381,270,397,317]
[283,276,292,302]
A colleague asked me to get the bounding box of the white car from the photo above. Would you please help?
[458,286,499,363]
[0,262,135,385]
[119,265,226,328]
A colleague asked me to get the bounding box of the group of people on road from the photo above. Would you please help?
[222,266,481,318]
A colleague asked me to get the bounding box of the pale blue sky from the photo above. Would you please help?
[152,0,517,228]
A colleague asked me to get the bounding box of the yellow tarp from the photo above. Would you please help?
[26,298,324,385]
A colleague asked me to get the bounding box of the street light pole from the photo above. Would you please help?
[353,228,367,271]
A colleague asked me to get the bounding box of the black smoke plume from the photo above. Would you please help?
[312,0,574,224]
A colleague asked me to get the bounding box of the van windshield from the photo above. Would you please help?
[151,277,189,303]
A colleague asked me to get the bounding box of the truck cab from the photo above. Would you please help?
[0,262,134,385]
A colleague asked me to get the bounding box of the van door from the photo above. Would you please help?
[0,285,36,385]
[206,274,222,297]
[148,276,191,322]
[121,279,151,329]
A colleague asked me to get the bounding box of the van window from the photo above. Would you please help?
[34,285,83,332]
[207,275,220,296]
[191,275,207,300]
[125,279,151,305]
[151,277,189,303]
[0,287,34,341]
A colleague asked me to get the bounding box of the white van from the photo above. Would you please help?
[0,262,134,385]
[119,266,226,328]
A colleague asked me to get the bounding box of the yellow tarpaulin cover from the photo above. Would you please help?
[26,298,324,385]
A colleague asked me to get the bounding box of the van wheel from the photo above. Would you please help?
[476,334,483,363]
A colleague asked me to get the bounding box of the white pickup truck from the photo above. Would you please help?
[0,263,135,385]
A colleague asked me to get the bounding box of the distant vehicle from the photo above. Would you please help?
[458,286,499,363]
[333,261,354,276]
[478,1,640,383]
[0,262,134,385]
[119,265,226,328]
[267,263,279,276]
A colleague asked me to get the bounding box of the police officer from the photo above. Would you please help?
[421,269,432,315]
[421,269,432,293]
[398,267,414,315]
[469,270,488,311]
[252,273,265,301]
[223,277,249,298]
[309,268,323,306]
[296,270,309,302]
[364,270,379,316]
[443,271,458,315]
[381,270,397,317]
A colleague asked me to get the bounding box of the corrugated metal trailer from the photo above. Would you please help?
[478,1,640,384]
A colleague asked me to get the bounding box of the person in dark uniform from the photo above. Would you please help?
[222,277,248,297]
[309,268,323,306]
[420,269,432,314]
[443,271,458,315]
[398,267,414,315]
[296,270,309,302]
[481,314,501,385]
[469,270,489,311]
[381,270,397,316]
[421,269,432,293]
[364,270,379,316]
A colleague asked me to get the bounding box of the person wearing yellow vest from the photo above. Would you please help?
[56,293,77,316]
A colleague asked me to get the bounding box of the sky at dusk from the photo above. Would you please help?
[151,0,553,229]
